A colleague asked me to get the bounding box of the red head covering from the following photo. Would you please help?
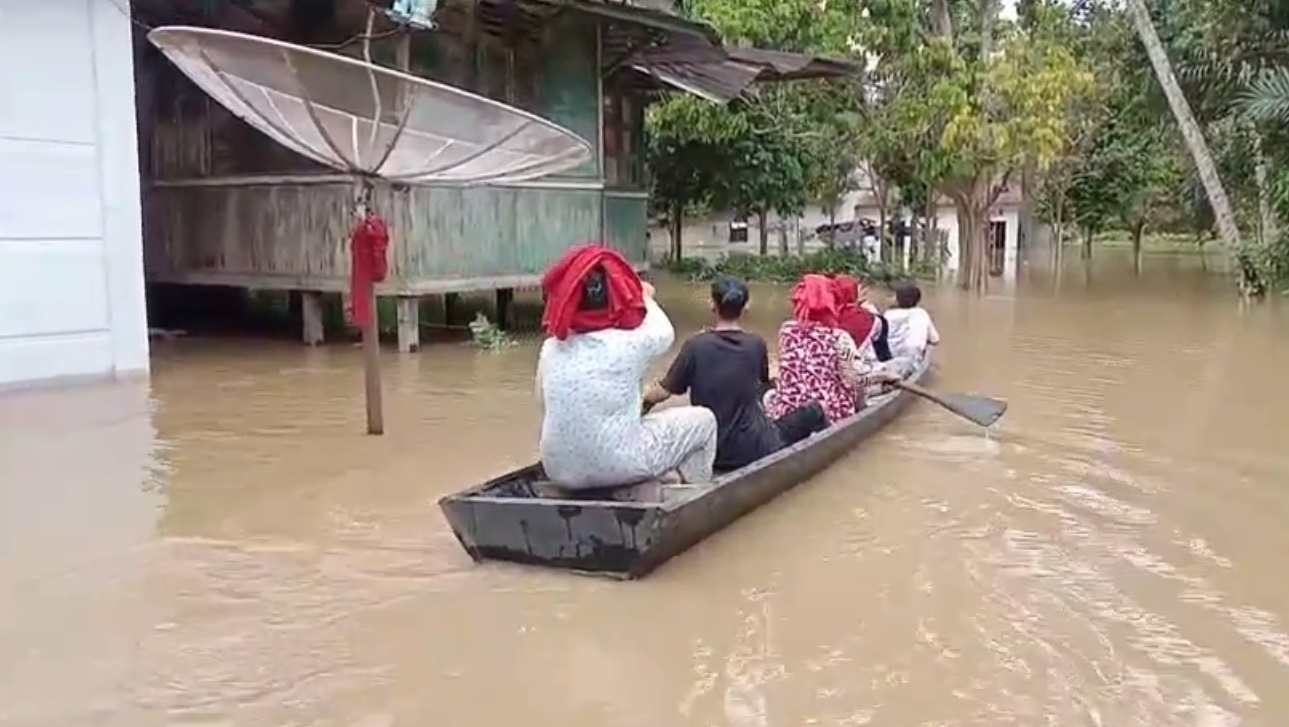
[791,274,839,326]
[832,274,877,345]
[541,244,646,340]
[831,274,860,307]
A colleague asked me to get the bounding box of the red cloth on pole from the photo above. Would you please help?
[349,214,390,327]
[541,244,645,340]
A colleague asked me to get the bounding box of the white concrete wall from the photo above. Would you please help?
[650,210,836,261]
[0,0,149,387]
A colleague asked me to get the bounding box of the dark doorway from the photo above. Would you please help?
[988,220,1007,277]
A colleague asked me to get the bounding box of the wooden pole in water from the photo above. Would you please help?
[352,9,412,437]
[356,180,385,436]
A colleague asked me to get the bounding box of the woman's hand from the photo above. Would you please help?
[641,281,656,299]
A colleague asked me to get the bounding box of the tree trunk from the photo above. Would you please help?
[1052,189,1065,267]
[956,204,973,290]
[924,196,938,269]
[1132,218,1146,274]
[756,209,769,256]
[670,201,684,262]
[956,198,988,291]
[1081,228,1093,260]
[876,183,889,263]
[1019,161,1037,253]
[930,0,953,39]
[1124,0,1242,264]
[827,207,837,249]
[1251,127,1278,245]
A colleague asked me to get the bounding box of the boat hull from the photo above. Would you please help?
[439,357,932,579]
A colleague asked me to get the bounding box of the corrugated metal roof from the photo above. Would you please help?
[627,40,859,103]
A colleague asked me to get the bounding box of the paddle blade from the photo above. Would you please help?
[937,393,1008,428]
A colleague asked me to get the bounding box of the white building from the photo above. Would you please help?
[649,166,1022,284]
[0,0,149,388]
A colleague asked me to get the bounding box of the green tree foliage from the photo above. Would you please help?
[711,102,821,255]
[859,0,1096,290]
[1141,0,1289,292]
[645,0,864,259]
[648,0,1288,294]
[646,96,738,260]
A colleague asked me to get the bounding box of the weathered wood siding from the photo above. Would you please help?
[146,181,618,292]
[394,184,601,285]
[535,14,600,178]
[139,10,637,293]
[604,192,649,263]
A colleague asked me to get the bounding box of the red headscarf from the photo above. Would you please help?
[541,244,646,340]
[791,274,839,326]
[832,274,877,345]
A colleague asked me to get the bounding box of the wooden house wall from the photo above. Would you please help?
[146,181,622,292]
[604,192,649,260]
[140,8,647,294]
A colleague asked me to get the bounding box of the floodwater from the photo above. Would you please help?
[3,251,1289,727]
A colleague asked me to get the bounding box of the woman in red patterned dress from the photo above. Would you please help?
[765,274,898,424]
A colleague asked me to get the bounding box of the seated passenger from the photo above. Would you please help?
[765,275,898,424]
[883,282,940,361]
[832,274,880,359]
[834,274,918,380]
[642,277,828,472]
[857,277,895,362]
[537,245,717,489]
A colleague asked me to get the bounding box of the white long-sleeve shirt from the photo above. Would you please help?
[883,306,940,359]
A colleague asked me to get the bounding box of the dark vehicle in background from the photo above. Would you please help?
[815,219,877,249]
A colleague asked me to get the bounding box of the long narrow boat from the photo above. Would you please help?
[439,356,932,580]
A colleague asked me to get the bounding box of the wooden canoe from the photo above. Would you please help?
[438,356,932,580]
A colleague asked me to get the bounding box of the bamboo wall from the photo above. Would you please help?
[145,180,648,292]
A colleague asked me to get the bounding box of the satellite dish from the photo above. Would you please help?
[146,26,593,185]
[147,25,595,436]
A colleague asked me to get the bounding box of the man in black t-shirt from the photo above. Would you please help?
[643,277,827,472]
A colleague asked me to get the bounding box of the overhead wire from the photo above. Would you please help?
[103,0,413,51]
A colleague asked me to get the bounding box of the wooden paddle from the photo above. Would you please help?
[891,379,1008,428]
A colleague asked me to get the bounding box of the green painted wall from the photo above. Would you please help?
[603,192,649,263]
[535,16,601,178]
[394,185,606,281]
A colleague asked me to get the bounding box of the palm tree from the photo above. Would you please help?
[1123,0,1244,268]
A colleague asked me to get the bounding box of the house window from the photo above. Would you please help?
[728,218,749,243]
[603,82,643,187]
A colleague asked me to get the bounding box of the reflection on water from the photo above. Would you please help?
[2,251,1289,726]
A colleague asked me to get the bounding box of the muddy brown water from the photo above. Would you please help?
[3,253,1289,726]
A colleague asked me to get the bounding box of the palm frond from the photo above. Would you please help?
[1239,66,1289,123]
